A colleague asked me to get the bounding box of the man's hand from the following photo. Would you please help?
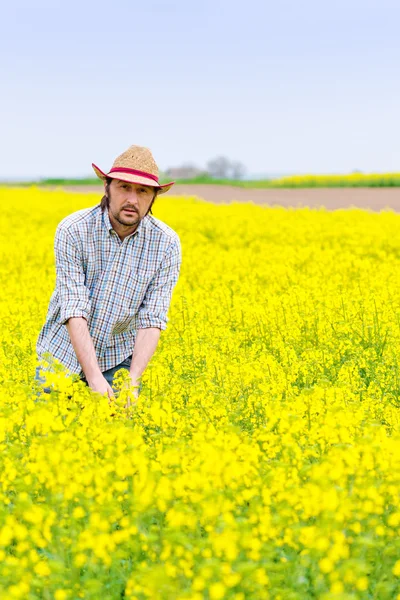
[66,318,110,398]
[87,374,114,399]
[124,374,140,408]
[127,327,161,406]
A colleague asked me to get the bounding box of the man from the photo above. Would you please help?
[36,145,181,399]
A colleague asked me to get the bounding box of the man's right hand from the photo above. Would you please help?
[66,318,114,399]
[87,374,114,398]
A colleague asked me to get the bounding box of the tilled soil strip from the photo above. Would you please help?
[56,185,400,212]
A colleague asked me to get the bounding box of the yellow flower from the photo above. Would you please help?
[355,577,368,591]
[209,582,226,600]
[393,561,400,577]
[192,577,206,591]
[72,507,86,519]
[330,581,344,594]
[34,561,51,577]
[319,558,334,573]
[8,582,30,598]
[223,573,241,587]
[74,553,87,568]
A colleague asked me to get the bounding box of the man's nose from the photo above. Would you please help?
[126,191,139,204]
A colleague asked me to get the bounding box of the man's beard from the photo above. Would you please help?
[112,207,141,227]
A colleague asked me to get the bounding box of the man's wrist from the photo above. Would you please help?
[85,368,103,383]
[129,369,142,382]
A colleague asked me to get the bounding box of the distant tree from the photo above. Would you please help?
[230,160,246,180]
[165,164,204,179]
[206,156,246,179]
[206,156,232,179]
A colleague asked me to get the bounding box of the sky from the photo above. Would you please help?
[1,0,400,179]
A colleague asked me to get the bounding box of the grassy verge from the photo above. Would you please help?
[2,173,400,188]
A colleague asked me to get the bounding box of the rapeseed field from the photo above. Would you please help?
[269,172,400,188]
[1,187,400,599]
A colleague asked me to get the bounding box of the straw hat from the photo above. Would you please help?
[92,145,174,194]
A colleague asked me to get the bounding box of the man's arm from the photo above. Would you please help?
[66,317,114,397]
[129,237,181,397]
[55,226,112,397]
[129,327,161,392]
[136,237,181,330]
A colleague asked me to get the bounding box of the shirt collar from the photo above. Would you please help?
[102,208,146,238]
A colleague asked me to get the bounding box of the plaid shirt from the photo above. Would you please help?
[37,204,181,375]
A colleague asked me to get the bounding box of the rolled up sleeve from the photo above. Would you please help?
[55,225,91,324]
[136,236,181,330]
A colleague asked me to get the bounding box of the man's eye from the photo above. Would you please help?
[139,188,148,194]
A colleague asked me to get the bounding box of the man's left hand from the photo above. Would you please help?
[124,374,140,408]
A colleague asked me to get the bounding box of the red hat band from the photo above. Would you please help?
[109,167,159,184]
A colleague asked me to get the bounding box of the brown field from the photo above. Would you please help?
[56,184,400,212]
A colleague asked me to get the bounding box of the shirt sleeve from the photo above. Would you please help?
[54,225,91,324]
[136,236,182,330]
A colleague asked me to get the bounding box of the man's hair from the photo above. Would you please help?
[100,177,112,211]
[100,177,158,215]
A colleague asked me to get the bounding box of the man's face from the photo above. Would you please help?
[106,179,156,228]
